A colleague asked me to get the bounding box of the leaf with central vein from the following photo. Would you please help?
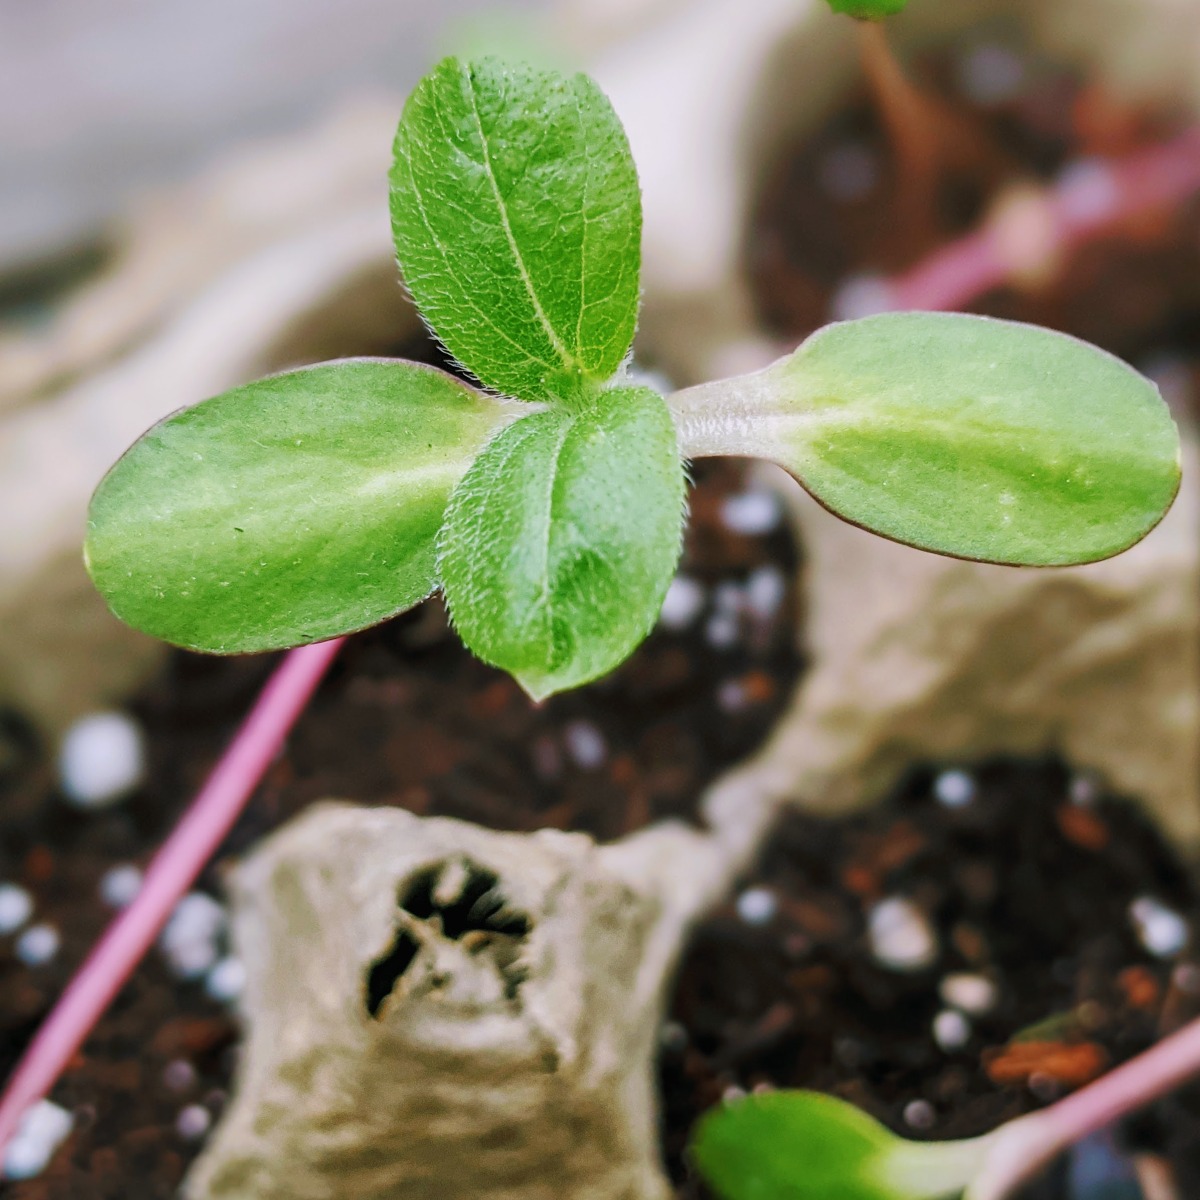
[439,385,684,699]
[668,312,1180,566]
[390,56,642,404]
[85,360,512,653]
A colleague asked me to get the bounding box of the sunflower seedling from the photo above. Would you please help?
[85,56,1179,703]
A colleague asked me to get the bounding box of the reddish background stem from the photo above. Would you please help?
[973,1017,1200,1200]
[857,21,941,245]
[891,129,1200,310]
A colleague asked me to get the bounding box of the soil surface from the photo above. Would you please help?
[0,455,802,1199]
[664,767,1200,1199]
[3,21,1200,1200]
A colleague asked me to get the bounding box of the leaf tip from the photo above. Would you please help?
[515,673,555,705]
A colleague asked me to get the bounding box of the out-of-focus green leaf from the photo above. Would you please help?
[825,0,909,17]
[390,57,642,405]
[692,1090,987,1200]
[438,385,684,699]
[668,312,1180,566]
[86,359,512,653]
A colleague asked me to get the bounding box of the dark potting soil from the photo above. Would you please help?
[2,23,1200,1200]
[664,767,1200,1199]
[0,454,803,1199]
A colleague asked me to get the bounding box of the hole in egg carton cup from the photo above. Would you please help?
[182,799,781,1199]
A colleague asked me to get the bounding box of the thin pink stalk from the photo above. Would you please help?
[893,128,1200,310]
[0,637,343,1153]
[1040,1018,1200,1147]
[972,1016,1200,1200]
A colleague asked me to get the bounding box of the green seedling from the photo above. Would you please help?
[690,1086,1110,1200]
[691,1062,1200,1200]
[691,1090,993,1200]
[84,57,1180,700]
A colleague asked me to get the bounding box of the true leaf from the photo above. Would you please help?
[390,57,642,405]
[85,360,512,653]
[438,385,684,699]
[668,312,1180,566]
[691,1090,989,1200]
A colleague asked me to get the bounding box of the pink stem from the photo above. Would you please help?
[1043,1016,1200,1153]
[893,129,1200,310]
[976,1016,1200,1200]
[0,637,343,1152]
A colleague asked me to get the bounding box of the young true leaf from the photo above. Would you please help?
[692,1090,991,1200]
[86,360,512,654]
[390,57,642,405]
[668,312,1180,567]
[438,385,684,700]
[824,0,910,17]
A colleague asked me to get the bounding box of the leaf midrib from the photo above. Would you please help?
[464,66,583,382]
[399,135,550,381]
[534,414,576,628]
[716,388,1159,471]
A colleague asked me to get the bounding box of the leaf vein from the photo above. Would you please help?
[465,67,582,380]
[399,155,556,381]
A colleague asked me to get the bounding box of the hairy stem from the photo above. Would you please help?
[0,638,344,1155]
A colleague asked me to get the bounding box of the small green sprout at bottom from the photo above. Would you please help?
[691,1090,992,1200]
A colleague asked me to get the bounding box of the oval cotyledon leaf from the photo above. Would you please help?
[691,1090,991,1200]
[668,312,1180,566]
[390,57,643,405]
[438,384,685,699]
[85,359,515,653]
